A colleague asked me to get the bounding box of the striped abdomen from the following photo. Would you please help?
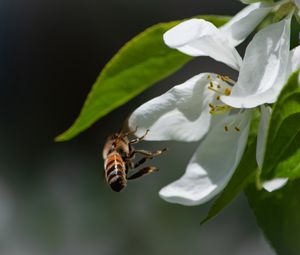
[104,152,127,192]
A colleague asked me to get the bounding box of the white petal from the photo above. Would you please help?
[128,73,217,142]
[256,105,272,169]
[288,45,300,73]
[220,3,272,46]
[159,110,252,206]
[163,19,242,70]
[221,16,291,108]
[263,178,288,192]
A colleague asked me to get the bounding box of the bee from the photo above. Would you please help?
[102,129,167,192]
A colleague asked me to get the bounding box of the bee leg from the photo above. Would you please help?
[133,156,149,168]
[127,166,158,180]
[129,129,149,144]
[132,149,166,168]
[132,148,168,158]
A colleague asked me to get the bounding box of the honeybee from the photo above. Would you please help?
[102,129,167,192]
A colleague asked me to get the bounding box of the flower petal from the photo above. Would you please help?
[159,110,252,206]
[128,73,217,142]
[163,19,242,70]
[221,16,291,108]
[288,45,300,73]
[220,3,272,46]
[263,178,288,192]
[256,105,272,169]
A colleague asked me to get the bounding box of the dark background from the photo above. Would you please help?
[0,0,275,254]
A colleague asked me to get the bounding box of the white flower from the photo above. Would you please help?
[128,14,299,205]
[167,2,273,71]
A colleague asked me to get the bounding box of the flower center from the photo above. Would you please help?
[207,74,242,132]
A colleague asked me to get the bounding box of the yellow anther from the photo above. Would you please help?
[216,95,220,100]
[209,103,215,109]
[224,125,229,132]
[209,82,214,87]
[221,75,235,85]
[234,127,240,132]
[224,88,231,96]
[217,84,221,89]
[207,74,211,79]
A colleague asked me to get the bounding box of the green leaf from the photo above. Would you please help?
[255,2,294,31]
[55,15,231,141]
[246,179,300,255]
[261,70,300,181]
[291,16,300,49]
[201,112,260,224]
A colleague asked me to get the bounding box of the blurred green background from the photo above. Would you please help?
[0,0,276,254]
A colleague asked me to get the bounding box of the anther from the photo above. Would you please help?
[234,127,240,132]
[216,95,220,100]
[221,75,235,85]
[224,125,229,132]
[209,82,214,87]
[207,74,211,80]
[224,88,231,96]
[209,103,215,109]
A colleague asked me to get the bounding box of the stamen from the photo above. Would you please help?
[208,85,231,96]
[224,125,229,132]
[221,75,235,85]
[208,87,222,94]
[209,105,232,115]
[215,105,231,111]
[206,74,236,121]
[225,110,245,133]
[208,103,215,109]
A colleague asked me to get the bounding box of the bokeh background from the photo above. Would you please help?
[1,0,276,254]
